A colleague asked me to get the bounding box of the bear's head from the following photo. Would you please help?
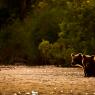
[71,53,83,66]
[82,55,95,77]
[83,55,95,67]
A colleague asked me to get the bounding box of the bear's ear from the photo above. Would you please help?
[71,53,74,57]
[79,53,82,56]
[91,55,94,60]
[83,55,86,58]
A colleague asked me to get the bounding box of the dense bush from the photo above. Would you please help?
[0,0,95,66]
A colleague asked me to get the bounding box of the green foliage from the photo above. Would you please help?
[60,0,95,54]
[0,0,95,66]
[38,40,51,65]
[39,39,68,66]
[38,0,95,66]
[39,40,51,55]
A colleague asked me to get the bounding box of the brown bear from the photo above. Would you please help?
[71,53,95,77]
[82,55,95,77]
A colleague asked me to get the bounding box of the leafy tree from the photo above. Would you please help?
[39,40,51,65]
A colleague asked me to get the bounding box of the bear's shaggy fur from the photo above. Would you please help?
[83,55,95,77]
[71,53,95,77]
